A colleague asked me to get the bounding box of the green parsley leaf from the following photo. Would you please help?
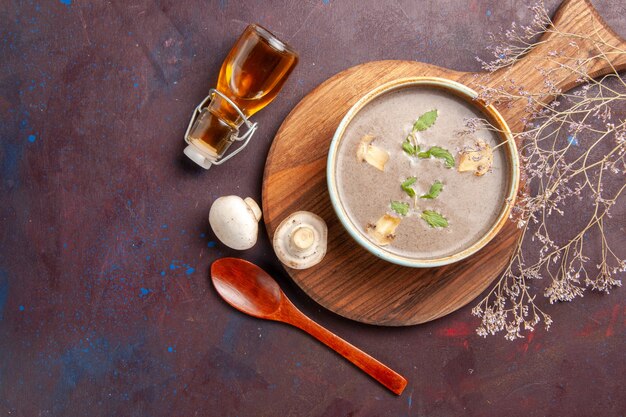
[424,146,455,168]
[401,177,417,198]
[412,110,438,132]
[390,201,409,216]
[402,137,419,156]
[421,210,449,228]
[420,180,444,199]
[417,150,431,159]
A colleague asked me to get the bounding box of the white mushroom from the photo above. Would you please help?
[209,196,262,250]
[273,211,328,269]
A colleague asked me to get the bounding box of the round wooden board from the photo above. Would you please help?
[262,60,520,326]
[262,0,626,326]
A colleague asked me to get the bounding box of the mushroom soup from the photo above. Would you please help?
[335,87,510,260]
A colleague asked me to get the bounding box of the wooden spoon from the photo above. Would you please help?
[211,257,408,395]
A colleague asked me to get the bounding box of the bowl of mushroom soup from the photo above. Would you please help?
[326,77,520,268]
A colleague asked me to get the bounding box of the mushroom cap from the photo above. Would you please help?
[273,211,328,269]
[209,196,262,250]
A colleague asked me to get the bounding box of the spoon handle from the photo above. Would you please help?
[290,312,407,395]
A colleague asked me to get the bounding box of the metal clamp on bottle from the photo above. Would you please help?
[184,89,258,169]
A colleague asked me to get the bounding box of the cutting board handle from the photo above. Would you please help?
[490,0,626,107]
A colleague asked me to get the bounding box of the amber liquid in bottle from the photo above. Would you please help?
[187,24,298,160]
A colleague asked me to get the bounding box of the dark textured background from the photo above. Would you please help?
[1,1,625,416]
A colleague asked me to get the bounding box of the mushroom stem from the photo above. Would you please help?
[244,197,262,221]
[290,226,315,251]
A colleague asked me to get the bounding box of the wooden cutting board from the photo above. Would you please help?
[262,0,626,325]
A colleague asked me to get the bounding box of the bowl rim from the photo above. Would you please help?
[326,76,520,268]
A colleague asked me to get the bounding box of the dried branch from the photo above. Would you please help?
[468,2,625,340]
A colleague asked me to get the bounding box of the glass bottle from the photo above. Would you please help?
[184,24,299,169]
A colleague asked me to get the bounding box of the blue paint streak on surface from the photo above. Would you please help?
[169,262,176,270]
[161,224,168,229]
[160,270,166,276]
[59,0,72,4]
[27,134,36,143]
[167,346,173,352]
[185,267,194,275]
[50,337,141,414]
[139,287,150,297]
[0,270,8,320]
[1,140,24,186]
[61,338,121,386]
[567,135,579,146]
[207,241,217,248]
[221,316,241,351]
[19,305,25,311]
[133,82,139,88]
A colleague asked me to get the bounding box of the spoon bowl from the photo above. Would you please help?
[212,257,283,318]
[211,258,408,395]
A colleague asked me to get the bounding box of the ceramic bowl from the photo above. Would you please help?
[326,77,520,268]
